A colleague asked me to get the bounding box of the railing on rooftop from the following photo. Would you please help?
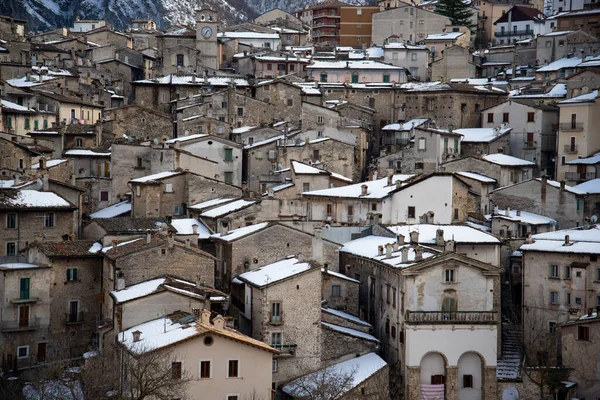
[405,310,499,324]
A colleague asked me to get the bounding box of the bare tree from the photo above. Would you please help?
[522,306,572,399]
[120,344,191,400]
[285,366,357,400]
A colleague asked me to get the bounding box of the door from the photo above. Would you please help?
[571,114,577,129]
[570,137,576,152]
[19,305,29,328]
[37,343,46,363]
[527,132,534,145]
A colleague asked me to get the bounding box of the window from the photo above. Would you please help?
[313,150,320,161]
[287,98,293,107]
[418,138,426,150]
[320,72,327,82]
[596,268,600,281]
[351,74,359,83]
[408,206,415,218]
[227,396,239,400]
[136,186,141,197]
[303,182,310,192]
[503,113,509,123]
[172,362,182,379]
[578,326,590,341]
[20,278,30,300]
[6,242,16,257]
[566,293,571,305]
[332,285,341,297]
[527,112,535,122]
[237,107,244,117]
[453,208,459,220]
[383,74,390,83]
[164,183,173,193]
[565,265,571,280]
[34,120,38,130]
[550,291,559,305]
[228,360,239,378]
[270,332,282,348]
[415,162,424,170]
[224,148,233,162]
[357,8,362,14]
[271,302,281,323]
[6,213,16,229]
[487,113,494,123]
[7,116,12,129]
[25,118,30,130]
[17,346,29,359]
[550,265,559,278]
[327,204,333,217]
[100,191,109,202]
[445,269,455,282]
[391,326,396,338]
[175,54,184,67]
[44,213,55,228]
[267,63,273,71]
[411,53,417,61]
[272,359,278,372]
[76,138,83,148]
[371,203,377,211]
[317,115,324,124]
[549,321,556,334]
[199,360,211,378]
[68,300,80,323]
[386,284,391,304]
[385,318,390,335]
[457,374,472,389]
[392,287,397,308]
[66,268,78,282]
[43,120,48,129]
[224,172,233,185]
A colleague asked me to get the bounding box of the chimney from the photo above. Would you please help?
[516,210,521,216]
[525,233,533,244]
[560,180,566,191]
[192,224,199,235]
[445,240,455,252]
[448,124,453,133]
[146,229,151,244]
[112,240,118,254]
[415,247,423,260]
[541,175,548,186]
[132,330,142,342]
[361,184,368,196]
[213,315,225,330]
[392,241,399,252]
[385,243,392,259]
[70,174,76,186]
[435,229,444,246]
[401,247,409,263]
[39,158,46,169]
[167,233,174,248]
[185,238,191,248]
[268,187,275,198]
[397,234,405,245]
[373,171,378,181]
[200,309,211,325]
[505,207,511,217]
[42,174,49,191]
[409,230,419,244]
[395,180,402,190]
[313,227,324,264]
[387,174,393,186]
[378,245,384,256]
[564,235,570,246]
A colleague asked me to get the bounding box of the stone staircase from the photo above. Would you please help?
[497,316,522,380]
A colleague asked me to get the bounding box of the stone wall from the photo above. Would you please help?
[320,326,377,364]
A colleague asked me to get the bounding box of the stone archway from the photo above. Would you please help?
[419,352,446,399]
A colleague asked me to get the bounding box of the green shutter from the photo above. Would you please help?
[224,148,233,161]
[8,116,13,128]
[25,118,30,129]
[34,120,39,130]
[43,119,48,129]
[20,278,30,300]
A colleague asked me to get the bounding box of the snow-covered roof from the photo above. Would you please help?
[321,322,379,342]
[243,133,288,149]
[489,209,557,226]
[340,236,438,268]
[321,268,360,283]
[322,307,371,327]
[134,74,249,87]
[164,133,209,143]
[200,199,257,218]
[530,225,600,242]
[559,90,598,104]
[383,42,426,50]
[566,152,600,165]
[511,83,567,99]
[211,222,269,241]
[118,315,202,354]
[456,127,511,143]
[426,32,464,40]
[536,57,582,72]
[130,171,181,183]
[112,278,167,303]
[262,182,295,196]
[89,201,131,219]
[573,179,600,194]
[64,149,111,156]
[170,218,211,238]
[455,171,496,183]
[31,159,68,169]
[386,224,500,244]
[482,153,535,166]
[189,197,237,210]
[292,160,328,175]
[303,174,414,199]
[330,172,353,183]
[218,31,280,39]
[465,221,491,232]
[1,99,35,112]
[100,238,143,253]
[231,125,257,134]
[0,263,44,270]
[382,118,428,131]
[237,257,312,288]
[0,190,72,209]
[533,178,586,195]
[306,60,406,70]
[5,74,59,87]
[282,353,386,397]
[520,226,600,254]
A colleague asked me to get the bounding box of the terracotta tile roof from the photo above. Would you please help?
[89,217,168,233]
[31,240,100,258]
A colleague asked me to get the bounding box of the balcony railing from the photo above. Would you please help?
[268,311,283,325]
[312,22,340,29]
[495,29,533,37]
[523,141,537,149]
[405,310,498,324]
[65,311,84,324]
[564,145,578,154]
[1,317,41,332]
[565,171,596,181]
[272,343,297,355]
[559,122,584,131]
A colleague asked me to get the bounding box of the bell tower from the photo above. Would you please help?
[196,8,219,71]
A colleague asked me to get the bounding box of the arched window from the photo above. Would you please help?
[442,296,457,312]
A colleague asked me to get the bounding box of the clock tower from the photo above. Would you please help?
[196,8,219,71]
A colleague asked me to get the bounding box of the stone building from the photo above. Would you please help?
[394,126,462,173]
[102,105,172,142]
[27,241,103,358]
[489,177,585,229]
[536,30,599,65]
[306,60,408,84]
[211,222,340,291]
[431,45,477,82]
[382,41,429,82]
[457,127,511,159]
[65,148,112,216]
[321,267,360,316]
[442,153,536,187]
[0,137,38,180]
[235,51,310,78]
[82,217,165,246]
[31,158,74,184]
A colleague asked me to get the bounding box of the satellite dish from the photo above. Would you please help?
[591,215,598,224]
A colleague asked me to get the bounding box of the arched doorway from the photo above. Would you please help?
[420,352,446,399]
[458,352,483,400]
[502,386,519,399]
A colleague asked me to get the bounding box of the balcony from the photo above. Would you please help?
[405,310,498,324]
[564,145,578,154]
[523,141,537,149]
[2,317,41,332]
[65,311,84,325]
[312,22,340,29]
[259,174,283,184]
[559,122,584,132]
[495,29,533,37]
[565,171,596,181]
[272,343,297,355]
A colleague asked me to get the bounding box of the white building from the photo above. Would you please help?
[494,5,547,45]
[382,40,429,81]
[217,31,282,50]
[71,18,106,32]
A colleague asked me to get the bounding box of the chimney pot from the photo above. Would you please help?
[42,174,49,191]
[401,247,409,263]
[213,315,225,330]
[395,180,402,190]
[560,180,566,191]
[565,235,570,245]
[505,207,511,217]
[385,243,392,259]
[167,233,174,248]
[436,229,444,246]
[397,234,405,245]
[516,210,521,216]
[192,224,199,235]
[378,245,384,256]
[361,184,368,196]
[200,309,211,325]
[132,330,142,342]
[415,247,423,260]
[409,230,419,244]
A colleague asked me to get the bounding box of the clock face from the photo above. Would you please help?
[201,26,212,38]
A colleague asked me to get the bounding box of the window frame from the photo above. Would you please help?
[6,213,17,229]
[17,345,29,359]
[577,325,590,341]
[550,291,559,305]
[172,361,183,380]
[227,359,240,378]
[444,269,456,283]
[549,264,559,279]
[332,284,341,298]
[199,359,212,379]
[66,268,78,282]
[44,212,55,228]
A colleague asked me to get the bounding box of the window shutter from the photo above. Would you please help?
[73,268,78,281]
